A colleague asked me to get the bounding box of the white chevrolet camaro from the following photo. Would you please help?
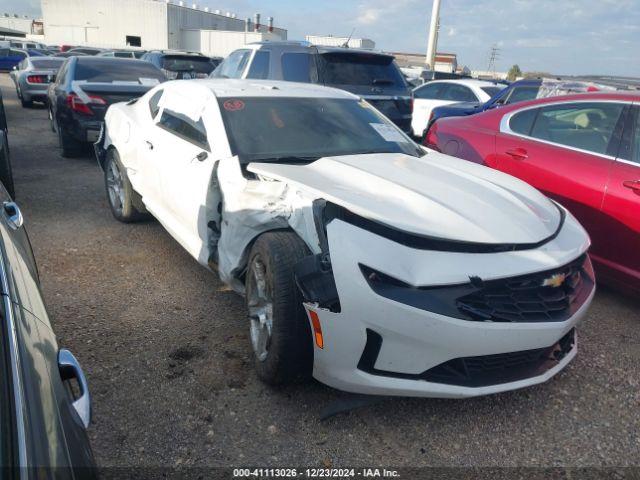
[95,79,595,398]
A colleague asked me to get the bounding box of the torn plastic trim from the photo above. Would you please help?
[294,199,341,312]
[322,202,566,254]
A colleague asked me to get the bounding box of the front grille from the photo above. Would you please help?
[421,329,576,387]
[360,254,594,324]
[457,254,593,323]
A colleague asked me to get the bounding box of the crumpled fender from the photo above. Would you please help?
[216,156,322,293]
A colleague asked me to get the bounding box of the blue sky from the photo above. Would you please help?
[4,0,639,76]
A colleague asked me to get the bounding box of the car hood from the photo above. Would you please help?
[248,152,562,245]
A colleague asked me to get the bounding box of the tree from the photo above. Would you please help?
[507,64,522,81]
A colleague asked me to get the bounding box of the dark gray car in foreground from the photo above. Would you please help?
[0,184,96,477]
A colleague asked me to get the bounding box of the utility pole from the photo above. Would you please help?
[425,0,441,70]
[487,44,500,77]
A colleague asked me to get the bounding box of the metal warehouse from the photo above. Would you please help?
[41,0,286,50]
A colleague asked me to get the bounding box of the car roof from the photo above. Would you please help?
[147,50,206,56]
[497,91,640,111]
[247,41,391,58]
[75,56,148,65]
[420,79,502,88]
[170,79,359,100]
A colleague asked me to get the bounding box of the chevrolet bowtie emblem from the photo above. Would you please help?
[542,273,567,288]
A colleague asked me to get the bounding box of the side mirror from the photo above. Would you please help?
[196,151,208,162]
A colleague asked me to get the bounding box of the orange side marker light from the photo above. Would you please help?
[309,310,324,349]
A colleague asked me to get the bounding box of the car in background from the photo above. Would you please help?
[10,56,65,107]
[0,182,96,474]
[54,51,88,58]
[96,79,593,398]
[411,79,503,137]
[67,47,105,56]
[426,78,612,134]
[211,41,413,133]
[48,56,166,157]
[141,50,216,79]
[0,90,15,198]
[7,39,42,50]
[425,92,640,295]
[98,50,147,59]
[0,48,29,71]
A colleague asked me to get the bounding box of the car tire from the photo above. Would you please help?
[19,93,32,108]
[0,146,15,199]
[104,148,148,223]
[56,119,81,158]
[245,231,313,385]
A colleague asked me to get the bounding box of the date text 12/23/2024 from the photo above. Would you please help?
[233,468,401,478]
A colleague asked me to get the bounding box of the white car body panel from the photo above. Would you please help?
[248,152,561,245]
[411,79,500,137]
[100,79,594,398]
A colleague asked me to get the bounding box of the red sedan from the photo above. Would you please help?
[424,92,640,295]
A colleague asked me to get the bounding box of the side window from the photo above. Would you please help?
[0,49,8,58]
[509,108,538,135]
[246,50,270,80]
[157,108,210,151]
[443,84,477,102]
[414,82,445,100]
[216,49,251,79]
[148,89,163,119]
[505,86,539,104]
[281,53,312,83]
[529,102,625,155]
[11,50,26,60]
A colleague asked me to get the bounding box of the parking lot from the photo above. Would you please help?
[2,72,639,469]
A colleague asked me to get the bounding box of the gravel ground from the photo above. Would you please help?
[2,74,639,470]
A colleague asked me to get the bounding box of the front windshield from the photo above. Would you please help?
[218,97,425,163]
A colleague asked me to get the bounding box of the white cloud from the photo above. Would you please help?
[357,9,381,25]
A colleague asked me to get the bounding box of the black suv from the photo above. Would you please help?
[211,41,413,133]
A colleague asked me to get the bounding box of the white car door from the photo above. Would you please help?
[147,86,223,266]
[411,82,451,136]
[127,88,165,213]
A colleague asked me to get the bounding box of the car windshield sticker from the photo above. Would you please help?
[139,77,161,86]
[370,123,408,143]
[224,99,245,111]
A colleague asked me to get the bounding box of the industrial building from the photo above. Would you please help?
[0,14,35,35]
[41,0,286,51]
[305,35,375,50]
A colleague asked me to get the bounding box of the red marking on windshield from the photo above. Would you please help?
[223,99,245,111]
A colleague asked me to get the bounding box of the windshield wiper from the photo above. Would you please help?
[372,78,394,85]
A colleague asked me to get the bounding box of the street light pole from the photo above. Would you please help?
[425,0,441,70]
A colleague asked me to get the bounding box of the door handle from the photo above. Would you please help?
[505,148,528,160]
[58,349,91,429]
[145,140,154,150]
[623,180,640,195]
[3,202,23,230]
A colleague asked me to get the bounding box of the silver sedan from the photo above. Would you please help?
[10,56,65,108]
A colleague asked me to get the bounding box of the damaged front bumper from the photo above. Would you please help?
[303,216,594,398]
